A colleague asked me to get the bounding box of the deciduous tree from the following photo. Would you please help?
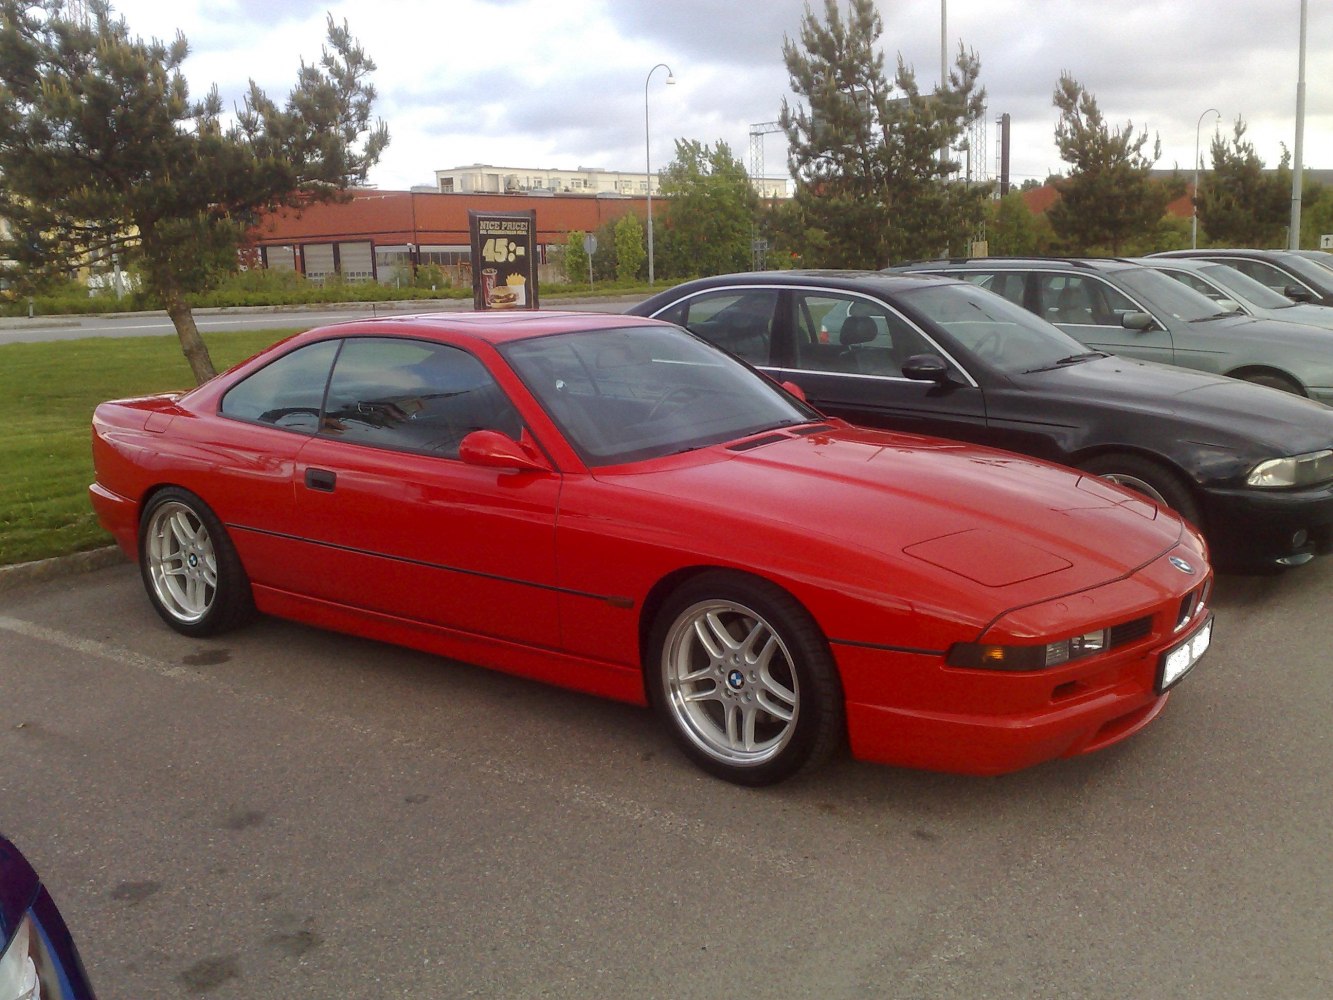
[613,212,646,282]
[0,0,388,382]
[656,139,758,278]
[776,0,988,267]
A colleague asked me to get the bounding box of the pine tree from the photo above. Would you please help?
[777,0,988,267]
[1196,118,1291,247]
[1047,74,1165,255]
[0,0,388,383]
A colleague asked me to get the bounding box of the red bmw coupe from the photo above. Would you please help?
[90,313,1213,785]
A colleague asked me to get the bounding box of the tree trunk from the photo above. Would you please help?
[163,287,217,385]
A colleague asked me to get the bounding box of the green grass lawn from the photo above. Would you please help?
[0,329,301,566]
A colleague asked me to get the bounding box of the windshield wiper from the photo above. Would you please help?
[1023,351,1108,374]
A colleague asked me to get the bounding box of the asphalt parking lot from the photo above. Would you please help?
[2,556,1331,998]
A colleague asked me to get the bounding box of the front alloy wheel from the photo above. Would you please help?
[650,573,843,785]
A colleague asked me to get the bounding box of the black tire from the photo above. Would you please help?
[646,571,844,786]
[1079,453,1202,527]
[138,487,255,637]
[1239,372,1305,396]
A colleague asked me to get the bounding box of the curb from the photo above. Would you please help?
[0,546,128,594]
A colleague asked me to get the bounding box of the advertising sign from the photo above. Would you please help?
[468,210,539,310]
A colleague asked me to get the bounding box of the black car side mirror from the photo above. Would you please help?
[901,354,953,383]
[1284,285,1314,303]
[1121,311,1156,331]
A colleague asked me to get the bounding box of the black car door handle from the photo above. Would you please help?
[304,468,337,492]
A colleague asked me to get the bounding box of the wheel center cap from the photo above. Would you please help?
[727,669,745,690]
[188,553,198,568]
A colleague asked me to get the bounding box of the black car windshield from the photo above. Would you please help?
[1113,266,1230,321]
[500,325,820,466]
[896,282,1092,374]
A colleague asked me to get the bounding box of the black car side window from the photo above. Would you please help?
[663,289,777,365]
[320,338,522,459]
[220,339,341,433]
[790,293,941,379]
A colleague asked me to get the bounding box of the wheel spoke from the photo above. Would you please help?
[696,611,739,658]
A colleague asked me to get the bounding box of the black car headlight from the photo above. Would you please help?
[1246,449,1333,488]
[947,628,1109,670]
[0,914,40,1000]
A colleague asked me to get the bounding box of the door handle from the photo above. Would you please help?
[304,468,337,492]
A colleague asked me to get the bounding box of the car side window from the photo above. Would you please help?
[657,289,777,365]
[1222,259,1300,296]
[1164,271,1223,301]
[959,271,1026,308]
[790,293,942,378]
[320,338,522,458]
[1035,274,1136,325]
[220,339,341,433]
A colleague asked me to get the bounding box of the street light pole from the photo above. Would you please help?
[1193,107,1220,249]
[645,62,675,286]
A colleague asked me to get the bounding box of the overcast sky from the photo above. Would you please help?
[109,0,1330,192]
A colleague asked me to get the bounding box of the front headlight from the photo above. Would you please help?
[0,916,39,1000]
[1246,449,1333,488]
[947,628,1109,670]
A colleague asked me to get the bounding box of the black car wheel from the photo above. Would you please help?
[1079,454,1202,527]
[647,572,844,786]
[139,487,255,637]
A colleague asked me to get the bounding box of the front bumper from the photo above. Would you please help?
[1198,479,1333,569]
[836,547,1212,775]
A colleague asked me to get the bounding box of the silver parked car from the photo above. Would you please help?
[890,257,1333,401]
[1132,256,1333,332]
[1148,248,1333,306]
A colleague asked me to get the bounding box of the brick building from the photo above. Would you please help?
[249,188,648,286]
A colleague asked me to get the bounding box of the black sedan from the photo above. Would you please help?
[630,270,1333,570]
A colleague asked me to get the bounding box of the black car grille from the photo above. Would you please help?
[1109,616,1153,648]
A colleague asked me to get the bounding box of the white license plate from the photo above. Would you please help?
[1158,614,1212,692]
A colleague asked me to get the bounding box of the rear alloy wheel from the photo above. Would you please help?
[139,487,254,637]
[1079,454,1202,527]
[648,572,843,786]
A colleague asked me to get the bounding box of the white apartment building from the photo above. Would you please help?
[434,163,789,199]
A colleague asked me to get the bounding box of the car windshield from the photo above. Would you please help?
[1198,262,1297,309]
[1113,266,1231,321]
[1273,252,1333,289]
[500,325,820,466]
[896,281,1093,374]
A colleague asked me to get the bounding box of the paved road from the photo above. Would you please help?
[0,296,647,344]
[2,560,1330,999]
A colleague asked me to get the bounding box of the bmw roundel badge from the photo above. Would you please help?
[1169,555,1195,575]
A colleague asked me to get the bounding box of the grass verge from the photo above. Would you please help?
[0,329,300,567]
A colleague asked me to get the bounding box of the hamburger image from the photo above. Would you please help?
[489,284,518,308]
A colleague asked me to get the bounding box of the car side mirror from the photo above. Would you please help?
[459,430,550,472]
[901,354,953,383]
[1284,285,1314,303]
[1121,311,1156,331]
[780,380,807,402]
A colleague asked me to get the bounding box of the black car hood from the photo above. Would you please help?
[1021,356,1333,455]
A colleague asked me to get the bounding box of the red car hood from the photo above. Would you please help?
[598,426,1183,591]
